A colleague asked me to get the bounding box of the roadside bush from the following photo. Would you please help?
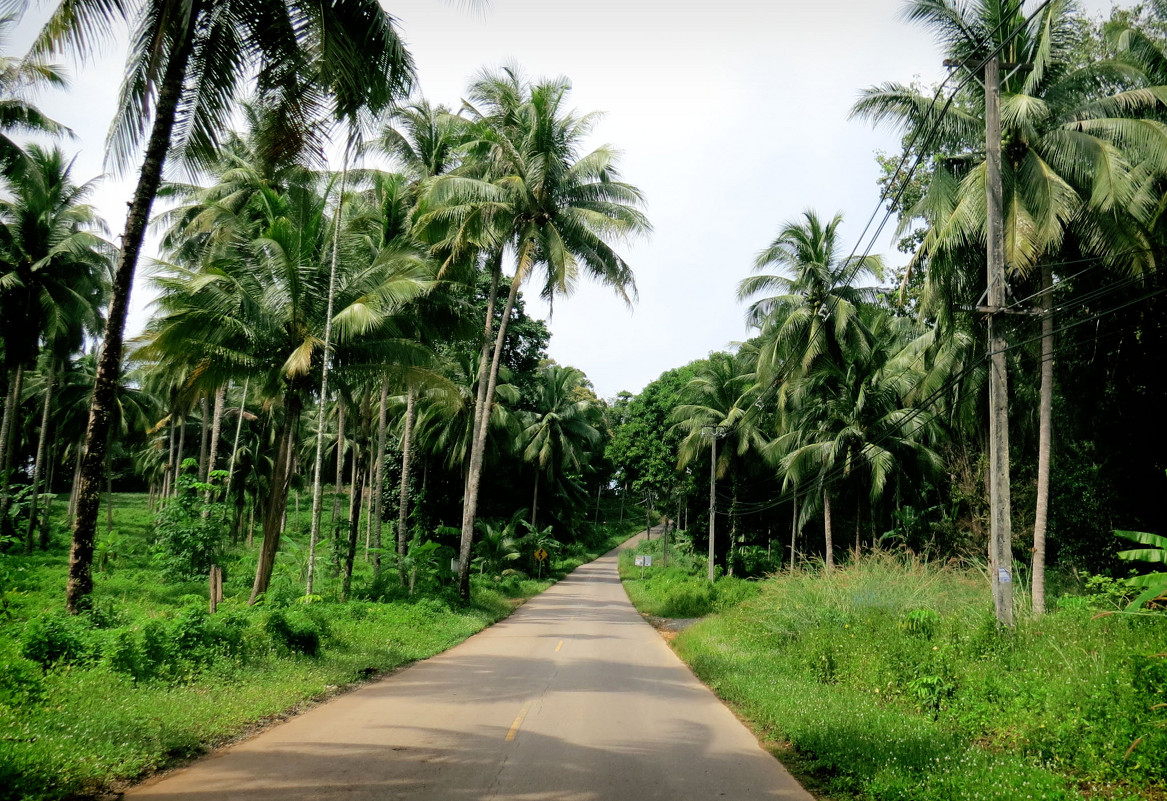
[264,609,322,656]
[0,656,45,706]
[19,612,92,669]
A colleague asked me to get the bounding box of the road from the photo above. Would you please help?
[128,534,814,800]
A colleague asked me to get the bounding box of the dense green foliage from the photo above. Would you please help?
[619,546,1167,800]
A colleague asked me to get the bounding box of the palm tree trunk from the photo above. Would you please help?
[531,471,539,529]
[343,452,367,601]
[823,487,834,572]
[26,358,56,552]
[397,388,416,587]
[332,401,346,529]
[39,442,56,549]
[0,364,26,526]
[248,391,302,605]
[307,161,349,597]
[855,494,862,558]
[197,395,210,482]
[204,383,226,502]
[0,365,23,478]
[225,377,249,500]
[456,259,504,599]
[790,490,798,573]
[67,442,82,524]
[174,415,186,497]
[162,413,176,504]
[371,375,389,577]
[1032,263,1053,616]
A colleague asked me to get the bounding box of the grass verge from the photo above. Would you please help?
[622,551,1167,801]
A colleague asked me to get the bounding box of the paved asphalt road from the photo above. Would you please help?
[128,533,814,800]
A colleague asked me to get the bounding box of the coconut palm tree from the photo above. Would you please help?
[851,0,1167,613]
[520,364,603,529]
[31,0,415,613]
[673,349,766,580]
[0,13,70,173]
[139,167,433,603]
[0,145,110,541]
[773,313,945,568]
[418,66,650,599]
[740,210,883,387]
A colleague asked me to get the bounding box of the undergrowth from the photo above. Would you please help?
[627,551,1167,801]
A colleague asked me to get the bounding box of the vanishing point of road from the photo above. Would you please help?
[129,533,814,800]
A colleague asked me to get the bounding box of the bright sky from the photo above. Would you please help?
[11,0,1121,400]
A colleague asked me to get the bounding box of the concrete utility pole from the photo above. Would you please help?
[985,55,1014,626]
[708,435,717,583]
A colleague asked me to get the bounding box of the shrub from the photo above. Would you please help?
[19,612,91,669]
[0,657,45,706]
[265,609,322,656]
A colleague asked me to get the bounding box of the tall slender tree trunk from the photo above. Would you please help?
[307,162,349,596]
[174,416,186,496]
[26,359,56,551]
[225,377,248,501]
[371,376,389,577]
[162,413,176,504]
[67,442,82,524]
[198,395,210,483]
[790,490,798,573]
[397,388,416,587]
[343,451,367,601]
[1032,263,1054,616]
[855,494,862,558]
[823,487,834,572]
[0,366,19,477]
[204,383,226,502]
[66,9,202,612]
[39,442,56,550]
[332,401,346,529]
[531,471,539,529]
[0,364,26,526]
[248,391,302,605]
[456,260,503,599]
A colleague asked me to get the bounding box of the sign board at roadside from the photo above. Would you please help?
[535,548,548,562]
[634,555,653,567]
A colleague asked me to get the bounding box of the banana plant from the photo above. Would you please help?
[1116,529,1167,612]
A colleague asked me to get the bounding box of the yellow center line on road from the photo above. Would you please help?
[555,640,564,652]
[505,702,532,742]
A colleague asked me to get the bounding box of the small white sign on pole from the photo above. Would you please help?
[634,555,653,567]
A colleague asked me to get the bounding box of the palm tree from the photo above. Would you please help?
[418,66,650,599]
[31,0,415,613]
[774,313,945,568]
[0,145,110,541]
[0,13,70,173]
[851,0,1167,614]
[673,349,765,580]
[139,168,433,603]
[740,210,883,386]
[520,364,603,529]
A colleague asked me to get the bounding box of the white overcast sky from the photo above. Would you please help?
[11,0,1121,400]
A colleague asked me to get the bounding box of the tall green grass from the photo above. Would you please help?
[632,553,1166,801]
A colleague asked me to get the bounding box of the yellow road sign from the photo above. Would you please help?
[535,548,548,562]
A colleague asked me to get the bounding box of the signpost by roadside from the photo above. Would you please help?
[634,554,652,578]
[535,547,548,579]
